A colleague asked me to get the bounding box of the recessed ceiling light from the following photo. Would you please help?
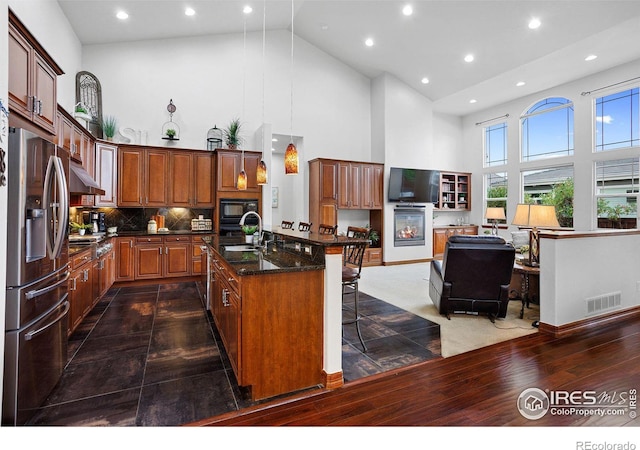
[421,77,430,84]
[272,138,278,142]
[585,54,598,61]
[469,99,477,104]
[464,54,474,63]
[116,10,129,20]
[365,38,374,47]
[528,18,541,29]
[185,7,195,16]
[320,23,329,31]
[402,5,413,16]
[243,5,253,14]
[516,81,526,87]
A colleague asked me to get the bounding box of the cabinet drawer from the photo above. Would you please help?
[164,235,190,243]
[71,249,92,269]
[136,236,163,244]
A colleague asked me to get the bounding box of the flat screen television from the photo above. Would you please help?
[388,167,440,204]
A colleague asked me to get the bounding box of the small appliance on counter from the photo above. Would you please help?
[191,215,212,231]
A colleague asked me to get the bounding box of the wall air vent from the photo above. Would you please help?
[585,291,622,316]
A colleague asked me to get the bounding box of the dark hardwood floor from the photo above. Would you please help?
[192,314,640,427]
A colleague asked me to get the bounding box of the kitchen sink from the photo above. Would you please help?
[223,245,257,252]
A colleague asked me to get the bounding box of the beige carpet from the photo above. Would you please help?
[359,262,539,357]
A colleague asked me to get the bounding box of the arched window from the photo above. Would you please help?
[521,97,574,161]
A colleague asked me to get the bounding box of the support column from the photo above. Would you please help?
[323,246,343,389]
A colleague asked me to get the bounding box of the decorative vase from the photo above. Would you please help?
[78,229,85,236]
[245,235,253,244]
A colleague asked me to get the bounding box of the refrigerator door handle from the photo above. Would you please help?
[25,299,70,341]
[25,271,70,300]
[43,155,69,259]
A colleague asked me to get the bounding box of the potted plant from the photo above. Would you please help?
[73,102,92,122]
[241,224,258,243]
[102,115,117,141]
[223,118,243,149]
[70,222,93,235]
[165,128,176,139]
[365,224,380,247]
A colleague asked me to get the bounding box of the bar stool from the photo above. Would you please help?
[281,220,294,229]
[318,224,337,235]
[342,226,370,352]
[298,222,312,232]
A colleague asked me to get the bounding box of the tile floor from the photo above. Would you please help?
[27,281,440,426]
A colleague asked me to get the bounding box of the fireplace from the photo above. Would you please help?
[394,208,426,247]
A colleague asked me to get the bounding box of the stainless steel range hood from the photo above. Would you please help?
[69,162,106,196]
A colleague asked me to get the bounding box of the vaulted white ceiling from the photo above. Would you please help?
[57,0,640,116]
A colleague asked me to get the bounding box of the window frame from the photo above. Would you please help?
[520,97,574,162]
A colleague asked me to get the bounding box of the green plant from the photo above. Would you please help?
[365,224,380,246]
[241,225,258,235]
[597,199,636,225]
[74,103,88,114]
[70,222,93,231]
[223,118,243,148]
[102,115,117,138]
[165,128,176,138]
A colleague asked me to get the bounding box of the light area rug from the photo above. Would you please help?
[359,262,539,358]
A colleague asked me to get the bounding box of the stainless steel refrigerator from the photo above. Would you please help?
[3,127,70,425]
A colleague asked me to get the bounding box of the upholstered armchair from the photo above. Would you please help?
[429,235,515,322]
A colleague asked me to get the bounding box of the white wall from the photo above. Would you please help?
[541,231,640,326]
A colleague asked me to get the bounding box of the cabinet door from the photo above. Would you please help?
[67,270,83,335]
[145,150,169,206]
[242,153,261,192]
[118,148,144,206]
[169,152,193,207]
[115,237,135,281]
[216,151,240,191]
[338,162,361,209]
[59,115,73,153]
[361,164,383,209]
[433,228,449,259]
[95,142,118,207]
[320,161,338,202]
[135,245,163,279]
[32,52,57,134]
[8,24,31,120]
[193,153,214,206]
[164,242,191,277]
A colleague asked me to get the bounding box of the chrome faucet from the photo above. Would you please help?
[239,211,262,246]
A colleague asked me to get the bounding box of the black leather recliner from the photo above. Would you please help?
[429,235,515,322]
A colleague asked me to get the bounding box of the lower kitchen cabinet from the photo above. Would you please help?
[68,248,93,335]
[135,237,164,279]
[432,225,479,259]
[209,250,323,401]
[115,237,135,282]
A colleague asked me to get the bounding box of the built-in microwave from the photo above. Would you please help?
[219,198,259,234]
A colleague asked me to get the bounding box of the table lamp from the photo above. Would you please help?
[485,207,506,235]
[511,204,559,267]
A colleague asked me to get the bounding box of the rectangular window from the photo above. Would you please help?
[595,88,639,152]
[522,165,574,227]
[484,122,507,167]
[595,158,638,229]
[485,172,507,225]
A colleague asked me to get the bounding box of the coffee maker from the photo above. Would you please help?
[82,211,106,232]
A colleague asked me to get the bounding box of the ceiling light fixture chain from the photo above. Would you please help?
[284,0,299,175]
[257,0,268,185]
[237,8,249,190]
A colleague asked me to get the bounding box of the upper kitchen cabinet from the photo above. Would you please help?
[169,151,214,207]
[216,150,262,193]
[94,141,118,207]
[8,11,63,135]
[360,163,384,209]
[118,145,169,207]
[309,159,339,228]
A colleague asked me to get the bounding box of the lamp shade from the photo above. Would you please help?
[284,143,299,175]
[256,160,268,185]
[485,207,506,221]
[512,204,559,228]
[237,170,247,190]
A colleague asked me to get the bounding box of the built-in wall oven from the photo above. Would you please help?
[219,198,259,235]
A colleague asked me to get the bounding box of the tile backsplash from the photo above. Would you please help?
[94,208,213,232]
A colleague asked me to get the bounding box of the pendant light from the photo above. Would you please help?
[237,8,249,190]
[285,0,299,175]
[256,0,268,185]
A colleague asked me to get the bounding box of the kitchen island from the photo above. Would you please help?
[204,230,369,400]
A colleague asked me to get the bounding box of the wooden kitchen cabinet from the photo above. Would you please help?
[118,146,169,207]
[115,237,135,282]
[309,159,339,228]
[94,141,118,207]
[169,151,214,207]
[135,236,164,279]
[68,248,93,335]
[432,225,478,258]
[361,163,384,209]
[216,150,262,192]
[338,161,361,209]
[163,236,191,278]
[8,12,63,135]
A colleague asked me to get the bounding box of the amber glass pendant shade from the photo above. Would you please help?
[284,143,299,175]
[237,170,247,190]
[257,160,268,185]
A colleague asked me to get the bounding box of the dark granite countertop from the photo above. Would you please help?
[271,228,370,247]
[114,230,215,237]
[203,235,324,276]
